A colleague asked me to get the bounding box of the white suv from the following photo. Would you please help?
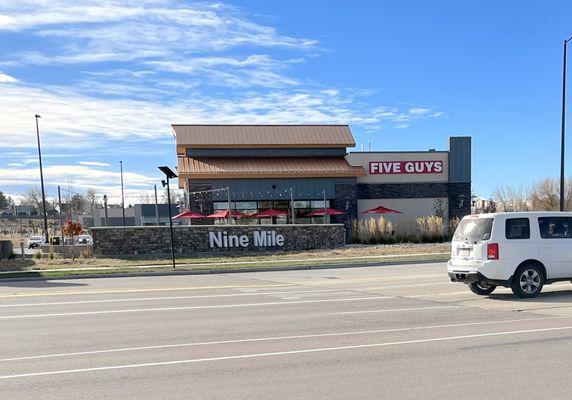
[448,212,572,298]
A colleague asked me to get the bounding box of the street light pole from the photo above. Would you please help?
[35,114,49,244]
[560,36,572,211]
[120,160,126,226]
[159,166,178,270]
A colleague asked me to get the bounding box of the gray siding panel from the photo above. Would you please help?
[448,136,471,182]
[189,178,355,201]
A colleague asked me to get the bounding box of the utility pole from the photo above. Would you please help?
[103,195,108,227]
[120,160,126,225]
[154,184,159,225]
[58,185,65,257]
[35,114,49,244]
[560,36,572,211]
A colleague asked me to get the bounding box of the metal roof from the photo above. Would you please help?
[177,157,365,179]
[172,125,356,148]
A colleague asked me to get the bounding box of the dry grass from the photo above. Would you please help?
[416,215,446,242]
[349,217,396,244]
[0,242,451,272]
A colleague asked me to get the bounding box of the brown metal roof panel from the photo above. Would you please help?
[177,157,365,177]
[172,125,355,147]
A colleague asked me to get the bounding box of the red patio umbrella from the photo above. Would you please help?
[253,209,289,218]
[172,210,207,219]
[206,209,248,219]
[306,208,346,217]
[362,205,402,214]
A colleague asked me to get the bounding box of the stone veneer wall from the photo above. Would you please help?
[92,224,345,256]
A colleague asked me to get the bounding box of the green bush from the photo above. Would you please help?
[34,250,42,259]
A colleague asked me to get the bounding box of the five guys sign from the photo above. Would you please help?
[369,160,444,175]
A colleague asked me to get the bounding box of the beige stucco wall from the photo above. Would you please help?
[357,198,449,236]
[345,152,449,183]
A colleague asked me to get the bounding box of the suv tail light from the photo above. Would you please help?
[487,243,499,260]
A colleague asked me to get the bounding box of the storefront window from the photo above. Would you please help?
[235,201,258,210]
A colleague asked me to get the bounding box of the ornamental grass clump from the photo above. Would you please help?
[350,217,396,244]
[416,215,446,242]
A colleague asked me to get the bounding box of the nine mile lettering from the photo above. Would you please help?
[209,231,285,248]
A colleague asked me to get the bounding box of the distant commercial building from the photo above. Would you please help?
[173,125,471,233]
[89,204,178,227]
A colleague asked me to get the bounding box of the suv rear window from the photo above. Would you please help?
[453,218,493,242]
[506,218,530,239]
[538,217,572,239]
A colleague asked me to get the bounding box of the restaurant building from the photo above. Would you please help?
[174,125,471,233]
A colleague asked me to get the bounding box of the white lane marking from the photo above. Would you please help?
[0,296,392,320]
[408,291,470,298]
[0,289,338,308]
[0,284,294,299]
[2,315,569,363]
[3,325,572,380]
[355,282,455,291]
[330,305,465,315]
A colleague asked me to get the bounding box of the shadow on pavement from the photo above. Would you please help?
[0,279,87,288]
[488,288,572,302]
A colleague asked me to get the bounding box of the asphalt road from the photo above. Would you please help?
[2,262,572,399]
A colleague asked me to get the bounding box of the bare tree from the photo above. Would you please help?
[138,190,154,204]
[529,178,559,211]
[85,188,98,216]
[492,185,529,212]
[20,187,42,214]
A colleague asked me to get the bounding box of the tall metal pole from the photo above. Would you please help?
[226,187,231,225]
[120,160,126,225]
[58,185,65,258]
[323,189,327,224]
[154,184,159,225]
[290,187,295,224]
[35,114,49,244]
[560,37,572,211]
[166,178,176,269]
[103,195,108,227]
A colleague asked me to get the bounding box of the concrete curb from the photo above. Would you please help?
[0,257,448,282]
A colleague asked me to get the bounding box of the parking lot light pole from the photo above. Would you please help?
[58,185,65,257]
[159,166,177,269]
[120,160,126,226]
[560,36,572,211]
[35,114,49,244]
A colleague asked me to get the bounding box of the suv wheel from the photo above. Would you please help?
[511,264,544,298]
[469,282,496,295]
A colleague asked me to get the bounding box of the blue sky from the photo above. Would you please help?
[0,0,571,204]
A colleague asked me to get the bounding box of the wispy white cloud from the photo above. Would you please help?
[0,71,17,82]
[0,80,445,151]
[0,2,315,65]
[78,161,110,167]
[0,164,157,191]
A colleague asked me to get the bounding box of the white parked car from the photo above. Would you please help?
[448,212,572,298]
[74,234,93,245]
[27,235,45,249]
